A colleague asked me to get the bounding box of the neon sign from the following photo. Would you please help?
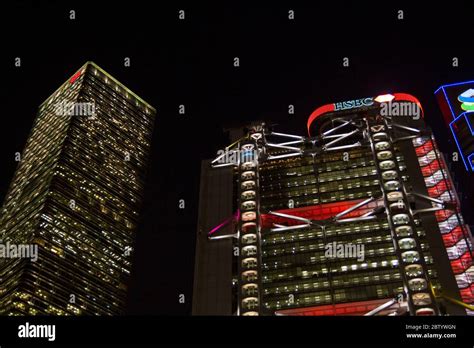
[458,89,474,112]
[435,81,474,171]
[334,97,374,111]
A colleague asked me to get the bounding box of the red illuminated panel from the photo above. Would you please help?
[415,141,434,157]
[260,199,374,228]
[450,252,473,274]
[421,161,441,177]
[435,209,455,223]
[459,284,474,303]
[428,180,450,197]
[442,226,464,247]
[414,137,473,303]
[70,70,82,84]
[275,298,394,316]
[415,142,433,160]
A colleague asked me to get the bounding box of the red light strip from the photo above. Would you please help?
[260,198,383,228]
[207,210,239,236]
[261,200,360,228]
[306,103,335,136]
[70,70,82,84]
[275,297,394,316]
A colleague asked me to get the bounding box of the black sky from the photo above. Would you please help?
[1,0,473,315]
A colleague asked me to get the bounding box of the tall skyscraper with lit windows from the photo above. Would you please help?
[193,93,473,316]
[0,62,156,315]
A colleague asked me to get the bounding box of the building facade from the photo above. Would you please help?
[0,62,156,315]
[193,93,473,316]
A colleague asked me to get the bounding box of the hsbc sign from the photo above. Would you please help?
[334,97,374,111]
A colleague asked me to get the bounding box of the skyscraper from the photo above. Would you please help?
[193,93,473,316]
[0,62,156,315]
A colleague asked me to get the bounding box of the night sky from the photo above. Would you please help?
[1,1,473,315]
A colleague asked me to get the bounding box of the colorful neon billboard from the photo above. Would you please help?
[459,89,474,112]
[435,81,474,171]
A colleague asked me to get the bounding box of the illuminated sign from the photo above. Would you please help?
[307,93,423,137]
[70,70,82,84]
[458,89,474,112]
[334,97,374,111]
[435,81,474,171]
